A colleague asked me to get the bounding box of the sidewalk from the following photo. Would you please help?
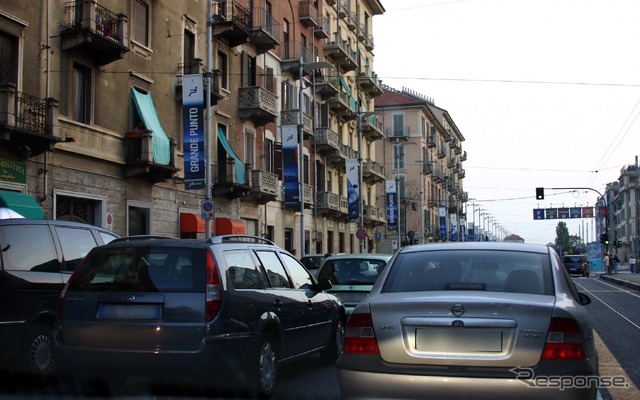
[596,263,640,290]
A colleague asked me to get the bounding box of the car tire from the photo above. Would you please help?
[320,317,345,365]
[250,334,277,398]
[24,324,56,378]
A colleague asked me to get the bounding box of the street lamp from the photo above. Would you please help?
[298,59,331,256]
[357,110,383,253]
[390,138,416,249]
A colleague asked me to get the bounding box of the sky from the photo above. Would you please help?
[372,0,640,245]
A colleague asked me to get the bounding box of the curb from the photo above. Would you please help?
[598,274,640,291]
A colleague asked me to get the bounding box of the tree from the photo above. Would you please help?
[555,222,570,254]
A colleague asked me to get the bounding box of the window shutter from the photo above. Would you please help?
[274,141,283,180]
[0,33,18,84]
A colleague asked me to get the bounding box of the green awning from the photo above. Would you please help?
[0,190,44,219]
[217,127,246,184]
[131,88,171,165]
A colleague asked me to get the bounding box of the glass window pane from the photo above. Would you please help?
[55,227,98,272]
[0,225,58,272]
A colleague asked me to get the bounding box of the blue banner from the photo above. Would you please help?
[439,207,447,240]
[386,180,397,230]
[468,223,475,242]
[450,213,458,242]
[346,159,360,221]
[182,75,205,189]
[282,125,299,205]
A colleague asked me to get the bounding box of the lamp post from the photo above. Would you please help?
[391,138,416,249]
[298,59,331,256]
[357,110,383,253]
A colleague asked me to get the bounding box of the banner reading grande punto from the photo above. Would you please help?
[386,179,397,230]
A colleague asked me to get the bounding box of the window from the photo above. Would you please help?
[393,143,406,169]
[0,225,58,272]
[283,20,290,58]
[56,194,98,224]
[55,227,99,272]
[264,138,274,172]
[244,129,255,167]
[281,80,294,109]
[72,63,91,124]
[133,0,149,47]
[224,250,264,289]
[241,52,256,87]
[128,202,152,235]
[392,114,405,137]
[255,251,291,289]
[280,253,313,289]
[183,29,195,74]
[0,31,18,84]
[217,51,228,89]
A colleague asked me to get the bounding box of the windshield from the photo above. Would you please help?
[317,258,388,285]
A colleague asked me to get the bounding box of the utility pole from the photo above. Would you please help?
[204,0,213,239]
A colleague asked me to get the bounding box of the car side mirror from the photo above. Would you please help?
[578,292,591,306]
[316,278,332,291]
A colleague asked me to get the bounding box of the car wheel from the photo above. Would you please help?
[320,317,345,364]
[24,324,56,377]
[250,334,277,398]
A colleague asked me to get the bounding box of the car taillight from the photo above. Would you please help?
[344,313,379,354]
[205,251,222,321]
[541,317,584,360]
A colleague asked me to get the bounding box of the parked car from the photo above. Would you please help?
[53,235,345,397]
[316,253,392,315]
[0,218,118,378]
[337,242,598,400]
[563,254,590,277]
[300,253,327,276]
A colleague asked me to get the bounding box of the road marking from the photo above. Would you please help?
[575,282,640,331]
[594,279,640,299]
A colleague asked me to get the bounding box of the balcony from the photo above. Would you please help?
[362,34,374,51]
[299,0,319,28]
[346,13,358,31]
[304,183,314,208]
[277,41,313,77]
[361,114,384,141]
[212,159,251,198]
[249,7,280,54]
[461,150,467,161]
[426,134,437,148]
[433,169,444,183]
[327,92,357,121]
[238,86,277,125]
[324,35,358,72]
[281,109,313,139]
[314,15,330,39]
[338,195,348,217]
[362,159,385,183]
[0,84,62,158]
[338,0,349,18]
[314,127,340,156]
[249,169,278,204]
[312,68,339,100]
[124,129,178,183]
[363,205,384,226]
[316,191,341,216]
[436,146,446,159]
[357,68,383,97]
[422,162,433,175]
[458,168,466,178]
[60,0,129,66]
[385,127,410,141]
[213,0,252,47]
[174,61,225,105]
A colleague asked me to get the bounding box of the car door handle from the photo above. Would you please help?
[273,299,283,309]
[307,300,314,310]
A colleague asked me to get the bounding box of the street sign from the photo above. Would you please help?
[356,228,367,240]
[392,240,398,250]
[201,199,214,220]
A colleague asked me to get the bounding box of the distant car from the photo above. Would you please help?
[316,253,392,315]
[300,253,327,276]
[338,242,598,400]
[0,218,118,378]
[563,254,590,277]
[53,235,345,397]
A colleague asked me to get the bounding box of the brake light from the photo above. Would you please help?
[205,251,222,321]
[541,317,584,360]
[344,313,379,354]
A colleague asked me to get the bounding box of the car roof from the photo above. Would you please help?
[96,234,281,250]
[397,242,552,254]
[0,218,116,233]
[324,253,393,261]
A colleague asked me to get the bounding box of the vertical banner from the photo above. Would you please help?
[346,159,360,221]
[439,207,447,241]
[182,74,205,190]
[468,222,475,242]
[460,217,467,241]
[386,180,398,230]
[282,125,299,205]
[450,213,458,242]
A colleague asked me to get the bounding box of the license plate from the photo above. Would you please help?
[97,304,162,320]
[415,327,503,353]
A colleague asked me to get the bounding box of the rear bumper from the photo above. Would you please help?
[338,369,597,400]
[52,331,258,381]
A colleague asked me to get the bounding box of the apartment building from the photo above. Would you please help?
[0,0,385,255]
[375,86,467,252]
[597,161,640,260]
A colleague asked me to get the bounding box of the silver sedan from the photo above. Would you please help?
[337,242,598,400]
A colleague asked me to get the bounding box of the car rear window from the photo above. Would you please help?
[382,250,553,295]
[69,246,204,292]
[318,258,387,285]
[563,256,584,263]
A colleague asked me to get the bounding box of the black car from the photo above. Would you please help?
[562,254,590,277]
[0,219,118,378]
[53,235,345,397]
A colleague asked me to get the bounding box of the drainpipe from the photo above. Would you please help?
[41,0,52,203]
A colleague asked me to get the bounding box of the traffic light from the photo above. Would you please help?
[535,187,544,200]
[600,233,609,245]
